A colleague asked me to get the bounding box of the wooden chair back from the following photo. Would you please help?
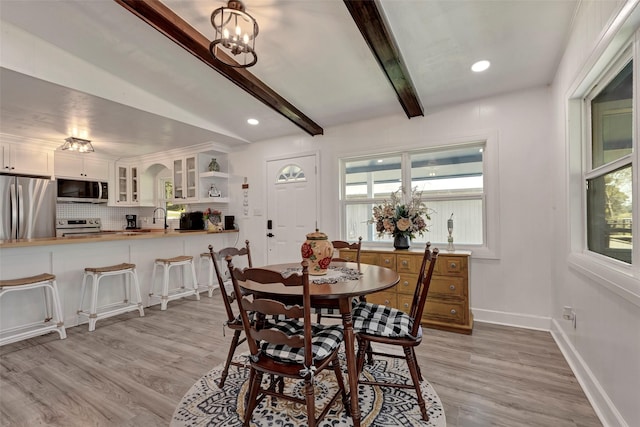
[208,240,252,324]
[408,243,439,337]
[331,237,362,263]
[228,260,313,366]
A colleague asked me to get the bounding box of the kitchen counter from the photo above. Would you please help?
[0,229,238,248]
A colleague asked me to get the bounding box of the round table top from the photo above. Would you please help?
[238,261,399,301]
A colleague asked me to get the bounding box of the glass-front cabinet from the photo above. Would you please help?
[173,155,197,202]
[115,164,139,205]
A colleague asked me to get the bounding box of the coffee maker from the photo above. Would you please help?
[125,214,137,230]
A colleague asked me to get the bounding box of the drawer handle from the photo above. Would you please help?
[450,262,457,268]
[404,303,409,309]
[449,284,456,291]
[384,259,391,264]
[450,309,457,315]
[384,299,390,304]
[402,281,409,287]
[402,260,408,266]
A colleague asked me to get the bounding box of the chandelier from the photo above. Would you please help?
[61,137,94,153]
[209,0,259,68]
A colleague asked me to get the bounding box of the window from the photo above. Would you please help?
[341,142,487,249]
[585,57,633,264]
[160,178,185,220]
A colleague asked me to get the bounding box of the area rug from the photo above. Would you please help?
[172,347,445,427]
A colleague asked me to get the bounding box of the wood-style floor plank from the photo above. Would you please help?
[0,292,601,426]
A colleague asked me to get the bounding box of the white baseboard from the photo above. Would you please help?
[472,308,551,331]
[550,320,627,427]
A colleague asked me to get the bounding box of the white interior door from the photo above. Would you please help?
[266,154,318,265]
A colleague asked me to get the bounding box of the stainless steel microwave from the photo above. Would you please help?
[56,179,108,203]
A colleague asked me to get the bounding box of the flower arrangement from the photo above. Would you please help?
[203,208,222,222]
[370,187,431,239]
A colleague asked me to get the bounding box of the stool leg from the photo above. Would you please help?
[161,263,170,310]
[78,271,89,315]
[150,262,158,299]
[190,261,200,301]
[42,287,52,322]
[129,268,145,317]
[123,271,130,305]
[88,273,99,332]
[207,258,215,298]
[49,280,67,340]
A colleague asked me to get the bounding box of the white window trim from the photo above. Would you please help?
[338,131,500,260]
[566,22,640,307]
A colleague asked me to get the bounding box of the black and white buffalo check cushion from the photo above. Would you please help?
[259,319,344,364]
[352,302,422,339]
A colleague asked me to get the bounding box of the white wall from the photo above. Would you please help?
[229,86,555,329]
[550,1,639,426]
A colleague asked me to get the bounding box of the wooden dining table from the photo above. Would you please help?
[238,261,400,427]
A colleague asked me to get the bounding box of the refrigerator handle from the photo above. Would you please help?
[17,184,24,238]
[10,183,18,238]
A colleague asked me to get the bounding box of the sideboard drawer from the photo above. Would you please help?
[397,293,413,313]
[429,276,465,298]
[366,290,397,308]
[359,252,379,265]
[423,300,465,324]
[397,273,418,296]
[376,254,396,270]
[396,254,421,273]
[436,256,466,276]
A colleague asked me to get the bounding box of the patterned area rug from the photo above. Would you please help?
[172,347,446,427]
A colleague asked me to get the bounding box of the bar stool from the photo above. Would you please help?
[150,255,199,310]
[0,273,67,346]
[78,263,145,332]
[198,252,221,297]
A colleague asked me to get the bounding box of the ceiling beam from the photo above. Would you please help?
[114,0,323,136]
[343,0,423,118]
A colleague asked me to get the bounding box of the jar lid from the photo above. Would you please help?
[306,229,328,240]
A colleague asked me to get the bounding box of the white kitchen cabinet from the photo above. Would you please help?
[173,155,198,202]
[54,152,111,181]
[1,143,53,177]
[114,164,139,206]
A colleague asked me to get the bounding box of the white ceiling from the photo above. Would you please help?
[0,0,578,158]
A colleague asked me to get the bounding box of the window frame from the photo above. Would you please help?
[567,26,640,306]
[339,133,500,259]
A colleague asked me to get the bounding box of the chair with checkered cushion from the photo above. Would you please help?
[353,242,439,422]
[207,241,253,388]
[227,258,349,427]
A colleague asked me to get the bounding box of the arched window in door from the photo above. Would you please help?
[276,164,306,183]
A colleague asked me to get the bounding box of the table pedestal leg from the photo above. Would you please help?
[340,297,360,427]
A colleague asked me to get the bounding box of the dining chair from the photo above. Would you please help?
[331,237,362,263]
[352,242,439,422]
[227,258,349,427]
[316,237,363,323]
[207,241,252,388]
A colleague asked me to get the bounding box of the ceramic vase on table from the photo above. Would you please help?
[301,230,334,275]
[393,234,410,250]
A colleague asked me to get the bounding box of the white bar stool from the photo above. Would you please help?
[0,273,67,346]
[198,252,221,297]
[150,255,199,310]
[78,263,145,332]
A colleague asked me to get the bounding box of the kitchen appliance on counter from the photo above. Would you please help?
[55,218,103,237]
[179,211,204,231]
[126,215,138,230]
[0,174,56,240]
[56,179,108,203]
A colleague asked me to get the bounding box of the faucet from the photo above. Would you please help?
[153,207,168,230]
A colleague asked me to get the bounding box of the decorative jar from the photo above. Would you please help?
[301,230,334,275]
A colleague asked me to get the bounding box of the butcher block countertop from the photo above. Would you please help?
[0,229,238,248]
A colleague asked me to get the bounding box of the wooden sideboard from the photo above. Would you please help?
[339,247,473,334]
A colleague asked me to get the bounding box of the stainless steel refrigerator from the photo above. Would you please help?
[0,174,56,240]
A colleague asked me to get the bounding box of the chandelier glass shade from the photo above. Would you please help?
[61,137,94,153]
[209,0,258,68]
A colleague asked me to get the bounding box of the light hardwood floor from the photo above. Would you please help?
[0,292,601,426]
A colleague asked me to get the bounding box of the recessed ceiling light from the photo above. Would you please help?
[471,60,490,73]
[377,159,383,163]
[247,118,259,125]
